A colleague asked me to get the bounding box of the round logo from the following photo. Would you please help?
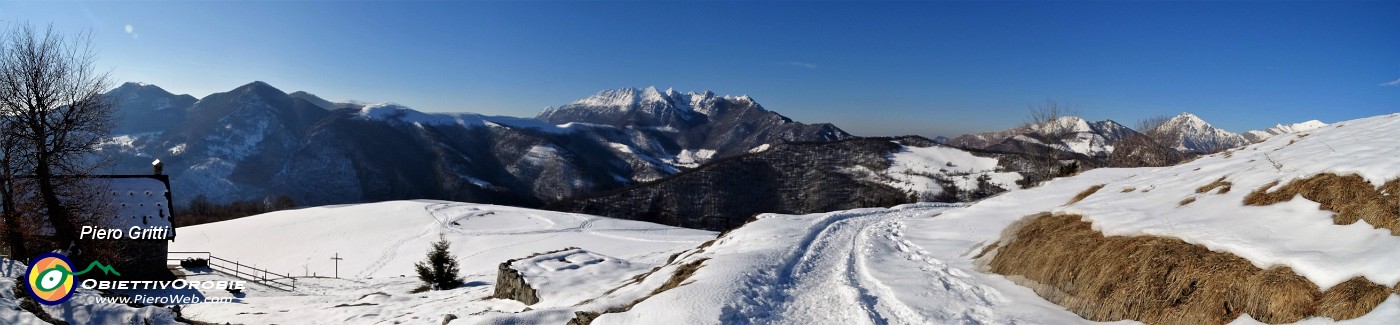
[25,253,77,305]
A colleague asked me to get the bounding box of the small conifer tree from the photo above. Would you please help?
[414,236,464,290]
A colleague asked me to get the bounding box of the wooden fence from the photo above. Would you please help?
[168,251,296,291]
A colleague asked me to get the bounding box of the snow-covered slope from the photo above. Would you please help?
[1151,112,1250,153]
[168,200,715,324]
[901,113,1400,323]
[1244,119,1328,142]
[882,144,1021,200]
[1026,113,1399,289]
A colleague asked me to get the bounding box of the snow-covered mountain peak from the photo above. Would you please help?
[356,102,463,126]
[1036,115,1093,133]
[1244,119,1329,142]
[571,86,673,109]
[357,102,410,116]
[555,87,774,119]
[118,81,155,89]
[1166,112,1210,129]
[1152,112,1248,153]
[1270,119,1327,134]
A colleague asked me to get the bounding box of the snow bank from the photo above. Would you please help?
[507,248,647,307]
[1061,113,1400,289]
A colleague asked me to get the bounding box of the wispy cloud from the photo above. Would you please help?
[124,24,138,39]
[1380,78,1400,87]
[785,61,817,69]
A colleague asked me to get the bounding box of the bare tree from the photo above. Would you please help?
[0,24,114,253]
[1019,100,1080,185]
[1024,100,1079,142]
[0,109,29,259]
[1135,114,1170,133]
[1106,115,1185,168]
[1136,114,1177,145]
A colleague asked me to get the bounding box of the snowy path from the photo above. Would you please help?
[713,204,1000,324]
[610,203,1105,325]
[765,209,923,324]
[757,205,1019,324]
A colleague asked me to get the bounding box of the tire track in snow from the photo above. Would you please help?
[721,205,965,325]
[720,208,909,324]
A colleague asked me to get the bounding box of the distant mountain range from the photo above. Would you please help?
[97,81,1322,229]
[97,82,851,207]
[1242,119,1328,142]
[947,112,1321,157]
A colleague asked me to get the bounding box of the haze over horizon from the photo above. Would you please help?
[1,1,1395,138]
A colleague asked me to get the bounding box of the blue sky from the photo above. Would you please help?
[1,1,1395,137]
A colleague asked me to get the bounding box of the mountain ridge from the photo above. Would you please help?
[98,82,853,207]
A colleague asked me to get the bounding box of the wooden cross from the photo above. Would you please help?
[331,253,344,279]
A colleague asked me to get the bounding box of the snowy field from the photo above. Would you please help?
[168,201,715,324]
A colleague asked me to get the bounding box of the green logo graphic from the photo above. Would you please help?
[25,253,120,305]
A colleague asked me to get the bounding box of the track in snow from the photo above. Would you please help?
[722,204,1009,325]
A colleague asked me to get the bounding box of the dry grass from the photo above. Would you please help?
[651,259,707,295]
[1179,197,1196,206]
[1244,174,1400,236]
[1234,266,1318,323]
[984,213,1388,324]
[1196,176,1232,194]
[972,242,1000,259]
[1067,184,1106,205]
[587,258,709,318]
[1121,187,1136,193]
[1316,277,1391,320]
